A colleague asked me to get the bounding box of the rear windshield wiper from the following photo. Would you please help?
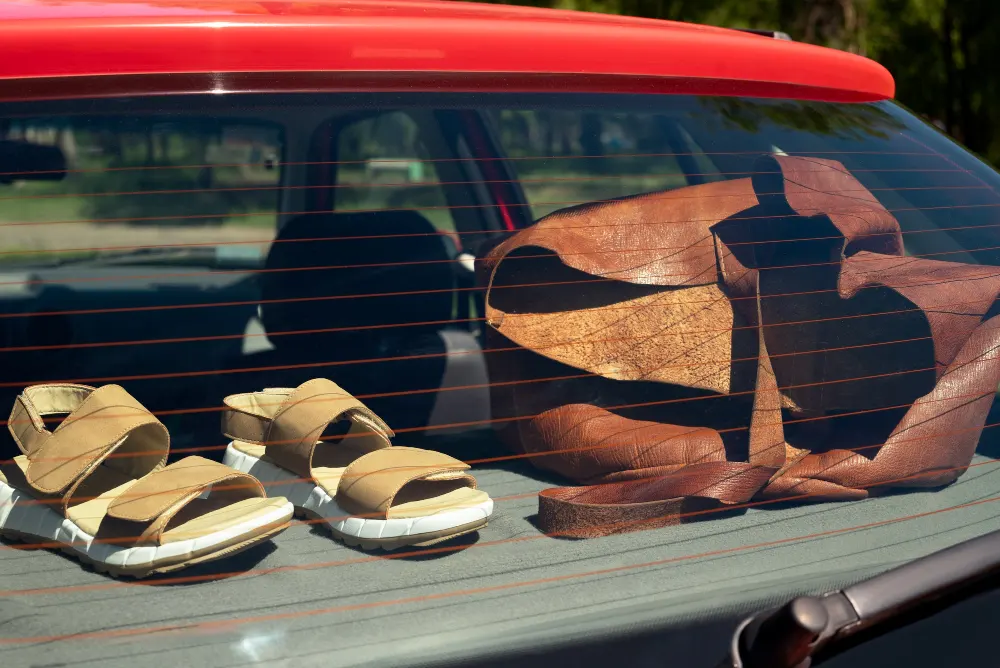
[720,526,1000,667]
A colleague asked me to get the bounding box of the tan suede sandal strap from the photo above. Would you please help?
[9,384,169,495]
[336,447,475,519]
[8,383,97,456]
[108,455,265,523]
[221,387,290,445]
[222,378,393,478]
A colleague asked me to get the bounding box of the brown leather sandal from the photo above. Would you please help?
[0,383,293,578]
[222,378,493,550]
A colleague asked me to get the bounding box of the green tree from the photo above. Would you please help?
[479,0,1000,167]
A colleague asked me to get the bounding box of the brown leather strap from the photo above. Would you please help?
[535,258,791,536]
[482,179,756,396]
[10,384,168,495]
[487,154,1000,539]
[840,252,1000,373]
[534,287,788,536]
[771,155,904,257]
[517,403,727,484]
[766,312,1000,498]
[538,462,776,538]
[336,447,474,519]
[223,378,393,477]
[480,177,758,290]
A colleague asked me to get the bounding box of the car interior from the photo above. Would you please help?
[0,100,510,460]
[4,93,1000,668]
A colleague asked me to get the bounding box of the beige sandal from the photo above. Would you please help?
[0,384,293,578]
[222,378,493,550]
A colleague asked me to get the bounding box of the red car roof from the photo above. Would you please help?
[0,0,894,102]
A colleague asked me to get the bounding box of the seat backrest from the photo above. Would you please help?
[260,210,456,347]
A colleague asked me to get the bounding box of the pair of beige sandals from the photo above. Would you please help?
[0,378,493,578]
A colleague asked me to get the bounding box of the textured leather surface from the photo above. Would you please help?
[480,155,1000,538]
[481,179,756,395]
[538,462,776,538]
[516,403,726,484]
[839,252,1000,373]
[481,178,758,288]
[486,284,734,393]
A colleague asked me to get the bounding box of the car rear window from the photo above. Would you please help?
[3,93,1000,667]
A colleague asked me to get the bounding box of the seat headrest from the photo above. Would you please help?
[260,210,455,343]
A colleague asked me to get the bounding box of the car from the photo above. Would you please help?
[1,1,1000,667]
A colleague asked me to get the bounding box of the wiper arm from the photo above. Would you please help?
[720,526,1000,668]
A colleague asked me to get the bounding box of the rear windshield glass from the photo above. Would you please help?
[2,93,999,666]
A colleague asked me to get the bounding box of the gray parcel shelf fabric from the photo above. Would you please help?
[2,428,1000,668]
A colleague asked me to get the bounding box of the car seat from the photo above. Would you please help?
[201,207,498,445]
[244,209,455,431]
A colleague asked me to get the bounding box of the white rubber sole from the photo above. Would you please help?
[0,479,293,577]
[223,443,493,549]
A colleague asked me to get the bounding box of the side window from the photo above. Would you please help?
[1,119,283,267]
[486,109,723,220]
[0,114,286,451]
[334,111,457,234]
